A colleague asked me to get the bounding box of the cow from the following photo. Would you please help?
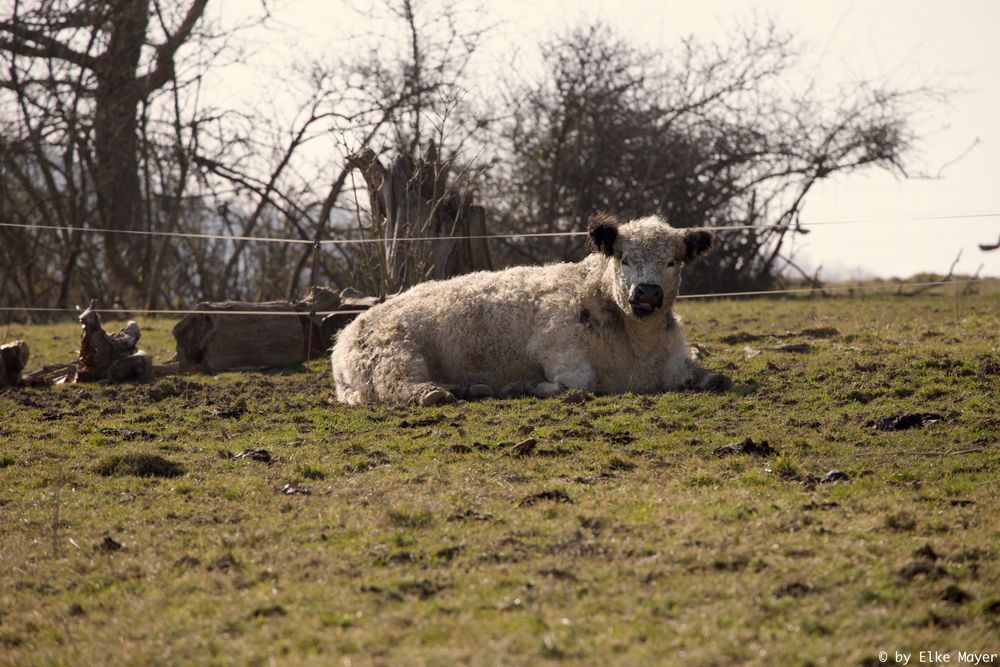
[331,213,731,405]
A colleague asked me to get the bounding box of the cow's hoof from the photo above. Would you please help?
[498,382,530,398]
[534,381,564,398]
[469,383,494,399]
[420,388,456,406]
[699,372,731,392]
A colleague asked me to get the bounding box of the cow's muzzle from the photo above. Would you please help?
[628,283,663,318]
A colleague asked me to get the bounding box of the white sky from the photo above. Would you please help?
[217,0,1000,280]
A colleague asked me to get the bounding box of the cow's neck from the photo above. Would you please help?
[623,308,675,345]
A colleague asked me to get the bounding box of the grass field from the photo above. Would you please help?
[1,288,999,666]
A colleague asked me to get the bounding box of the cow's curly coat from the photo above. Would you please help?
[331,214,730,405]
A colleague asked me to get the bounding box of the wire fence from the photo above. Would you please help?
[1,211,997,319]
[0,278,994,321]
[1,211,998,246]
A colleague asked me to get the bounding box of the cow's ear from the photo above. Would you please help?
[683,229,713,261]
[588,212,621,256]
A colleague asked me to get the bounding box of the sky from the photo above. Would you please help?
[217,0,1000,280]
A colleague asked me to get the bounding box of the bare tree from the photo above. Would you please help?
[1,0,210,303]
[486,22,924,292]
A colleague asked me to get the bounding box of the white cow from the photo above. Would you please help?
[331,213,731,404]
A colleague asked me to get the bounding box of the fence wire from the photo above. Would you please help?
[2,211,996,319]
[1,211,997,247]
[0,278,994,320]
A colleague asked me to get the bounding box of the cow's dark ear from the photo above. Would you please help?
[683,229,713,261]
[588,212,621,256]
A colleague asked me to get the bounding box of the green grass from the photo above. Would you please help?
[1,290,999,665]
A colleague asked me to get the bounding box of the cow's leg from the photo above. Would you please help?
[691,363,731,391]
[662,353,730,392]
[533,343,597,397]
[372,342,456,406]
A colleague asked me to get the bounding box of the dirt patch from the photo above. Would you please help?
[799,327,840,338]
[885,512,916,531]
[898,559,948,581]
[251,604,287,618]
[941,584,972,604]
[98,428,156,441]
[396,579,445,600]
[99,535,124,552]
[234,448,273,463]
[768,343,812,353]
[560,388,589,404]
[714,438,775,457]
[505,438,537,457]
[602,431,635,446]
[977,354,1000,376]
[720,332,766,344]
[819,469,850,484]
[539,567,578,581]
[95,453,183,478]
[871,413,943,431]
[399,414,445,428]
[447,509,493,522]
[210,403,248,419]
[774,581,813,597]
[519,489,574,506]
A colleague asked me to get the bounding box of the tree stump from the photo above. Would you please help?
[76,305,152,383]
[347,141,493,293]
[0,340,30,387]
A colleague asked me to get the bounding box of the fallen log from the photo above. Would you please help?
[171,287,379,373]
[319,290,381,352]
[0,340,30,387]
[173,301,304,372]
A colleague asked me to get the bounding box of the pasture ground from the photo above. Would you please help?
[1,288,999,666]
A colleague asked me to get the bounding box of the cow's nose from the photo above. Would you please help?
[629,284,663,308]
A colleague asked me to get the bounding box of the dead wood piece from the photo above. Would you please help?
[321,295,381,344]
[302,288,379,359]
[76,305,146,383]
[108,350,153,384]
[152,361,182,377]
[172,288,384,371]
[302,286,341,313]
[173,301,305,372]
[0,340,30,387]
[21,363,76,386]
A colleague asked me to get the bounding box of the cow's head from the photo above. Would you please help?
[588,212,713,320]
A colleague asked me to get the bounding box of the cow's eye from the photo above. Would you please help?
[667,260,676,268]
[621,256,630,266]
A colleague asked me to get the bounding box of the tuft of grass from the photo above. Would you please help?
[773,455,799,480]
[296,463,326,480]
[94,453,184,478]
[386,505,435,529]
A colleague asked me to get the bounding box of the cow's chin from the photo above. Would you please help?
[629,304,658,319]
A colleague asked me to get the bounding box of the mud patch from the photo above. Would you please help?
[871,413,943,431]
[714,438,775,457]
[95,453,183,478]
[519,489,573,506]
